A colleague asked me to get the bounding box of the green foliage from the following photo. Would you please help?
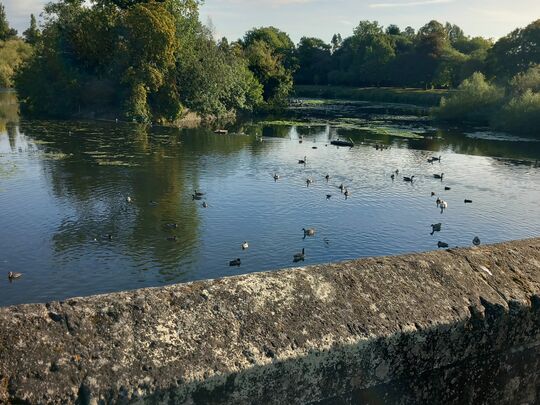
[436,72,504,123]
[23,15,41,45]
[509,65,540,95]
[497,90,540,134]
[0,39,32,88]
[0,2,17,41]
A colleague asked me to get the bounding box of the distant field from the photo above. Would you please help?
[294,85,452,107]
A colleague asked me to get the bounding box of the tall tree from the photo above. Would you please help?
[0,2,17,40]
[23,14,41,45]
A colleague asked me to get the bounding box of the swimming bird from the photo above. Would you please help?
[439,200,448,211]
[391,174,395,180]
[344,188,350,198]
[432,156,441,162]
[194,190,205,197]
[298,156,307,164]
[229,258,241,267]
[403,176,415,182]
[273,173,280,181]
[149,200,158,206]
[202,201,208,208]
[107,234,113,241]
[165,223,178,229]
[339,184,344,193]
[430,223,442,235]
[192,194,203,200]
[167,236,178,242]
[437,241,449,248]
[464,199,472,204]
[306,178,313,186]
[293,248,305,262]
[242,241,249,250]
[303,228,316,238]
[326,194,332,199]
[431,192,436,197]
[8,272,22,280]
[433,173,444,180]
[325,174,330,181]
[436,198,442,206]
[312,146,318,149]
[395,169,399,174]
[473,236,481,246]
[444,187,451,191]
[126,196,132,203]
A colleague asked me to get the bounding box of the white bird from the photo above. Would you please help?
[242,241,249,250]
[126,196,132,203]
[440,200,448,210]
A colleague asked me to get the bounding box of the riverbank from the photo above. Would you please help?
[1,238,539,403]
[294,85,451,107]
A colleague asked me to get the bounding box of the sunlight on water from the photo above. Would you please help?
[1,94,539,306]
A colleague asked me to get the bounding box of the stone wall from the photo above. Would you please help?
[1,238,539,404]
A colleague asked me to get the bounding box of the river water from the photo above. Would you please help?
[1,92,539,306]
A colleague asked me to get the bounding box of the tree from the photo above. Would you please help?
[295,37,331,85]
[0,3,17,41]
[331,33,342,53]
[23,14,41,45]
[385,24,401,36]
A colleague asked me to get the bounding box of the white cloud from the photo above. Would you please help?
[369,0,453,8]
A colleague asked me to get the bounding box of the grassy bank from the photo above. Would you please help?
[294,85,451,107]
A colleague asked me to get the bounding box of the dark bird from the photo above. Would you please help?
[202,201,208,208]
[473,236,481,246]
[431,223,442,235]
[444,186,451,191]
[273,173,280,181]
[344,188,350,198]
[325,174,330,181]
[293,248,305,263]
[432,156,442,162]
[391,174,395,180]
[326,194,332,199]
[192,194,203,200]
[403,176,415,182]
[229,258,241,267]
[107,234,113,241]
[194,190,205,197]
[165,223,178,229]
[167,236,178,242]
[431,192,436,197]
[464,199,473,204]
[437,241,449,248]
[298,156,307,164]
[434,173,444,180]
[339,183,344,193]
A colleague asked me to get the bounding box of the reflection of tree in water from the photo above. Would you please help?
[18,120,255,280]
[0,92,19,148]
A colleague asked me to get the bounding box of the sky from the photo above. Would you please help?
[3,0,540,44]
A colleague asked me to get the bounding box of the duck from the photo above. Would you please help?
[293,248,305,262]
[194,190,205,197]
[436,197,442,206]
[339,184,344,193]
[229,258,241,267]
[391,174,395,180]
[344,188,350,198]
[432,156,442,162]
[303,228,316,238]
[306,178,313,186]
[431,192,436,197]
[202,201,208,208]
[106,234,113,241]
[126,196,132,203]
[473,236,481,246]
[439,200,448,211]
[312,146,318,150]
[298,156,307,164]
[403,176,415,182]
[464,199,472,204]
[325,174,330,181]
[241,241,249,250]
[192,194,203,200]
[165,223,178,229]
[8,272,22,280]
[273,173,280,181]
[433,173,444,180]
[167,236,178,242]
[437,241,449,248]
[326,194,332,199]
[431,223,442,235]
[444,186,451,191]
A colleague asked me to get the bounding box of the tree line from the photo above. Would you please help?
[1,0,539,131]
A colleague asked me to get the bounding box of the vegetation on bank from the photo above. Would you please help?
[1,0,539,133]
[294,86,449,107]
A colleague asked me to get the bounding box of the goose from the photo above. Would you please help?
[303,228,316,238]
[107,234,113,241]
[391,174,395,180]
[473,236,481,246]
[464,199,472,204]
[437,241,449,248]
[431,192,436,197]
[241,241,249,250]
[432,156,441,162]
[312,146,318,149]
[326,194,332,199]
[325,174,330,181]
[436,198,442,206]
[306,178,313,186]
[194,190,205,197]
[192,194,203,201]
[433,173,444,180]
[126,196,132,203]
[229,258,241,267]
[167,236,178,242]
[273,173,280,181]
[395,169,399,174]
[202,201,208,208]
[439,200,448,211]
[403,176,415,182]
[344,188,350,198]
[298,156,307,164]
[8,272,22,280]
[444,186,451,191]
[293,248,305,262]
[339,184,344,193]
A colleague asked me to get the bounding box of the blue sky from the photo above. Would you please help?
[3,0,540,43]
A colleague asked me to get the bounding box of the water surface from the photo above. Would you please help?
[1,92,539,306]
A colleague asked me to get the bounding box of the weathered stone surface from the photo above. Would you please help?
[0,238,539,404]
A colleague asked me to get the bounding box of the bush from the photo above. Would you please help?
[435,72,504,123]
[0,39,32,88]
[496,90,540,134]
